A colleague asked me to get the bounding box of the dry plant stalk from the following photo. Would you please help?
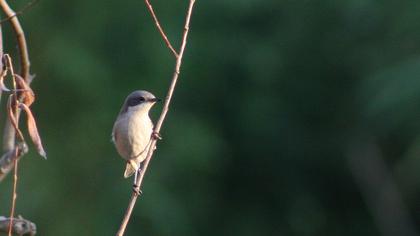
[0,0,33,182]
[2,55,44,235]
[0,0,45,235]
[116,0,196,235]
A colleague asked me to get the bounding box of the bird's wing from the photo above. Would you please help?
[111,126,119,144]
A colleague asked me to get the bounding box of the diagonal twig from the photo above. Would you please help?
[116,0,196,235]
[145,0,179,58]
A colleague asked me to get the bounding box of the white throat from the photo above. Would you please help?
[126,103,152,116]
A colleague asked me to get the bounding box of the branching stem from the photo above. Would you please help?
[116,1,196,235]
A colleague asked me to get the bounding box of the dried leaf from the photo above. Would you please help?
[14,74,35,106]
[20,103,47,159]
[7,95,25,142]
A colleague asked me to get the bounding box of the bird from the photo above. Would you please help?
[112,90,160,181]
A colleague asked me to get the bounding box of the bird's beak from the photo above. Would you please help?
[148,98,161,103]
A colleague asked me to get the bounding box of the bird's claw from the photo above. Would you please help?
[151,131,162,140]
[132,184,143,196]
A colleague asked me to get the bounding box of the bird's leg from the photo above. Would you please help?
[151,131,162,140]
[133,168,139,185]
[132,166,143,196]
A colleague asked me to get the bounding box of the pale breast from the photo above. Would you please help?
[113,112,153,162]
[127,115,153,162]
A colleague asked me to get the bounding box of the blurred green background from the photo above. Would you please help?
[0,0,420,235]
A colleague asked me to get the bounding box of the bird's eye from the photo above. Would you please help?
[127,96,145,107]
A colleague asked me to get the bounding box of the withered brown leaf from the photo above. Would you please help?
[14,74,35,106]
[20,103,47,159]
[7,95,25,142]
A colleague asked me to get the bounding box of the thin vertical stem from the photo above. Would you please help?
[7,149,18,236]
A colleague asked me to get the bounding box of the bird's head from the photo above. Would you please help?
[121,90,160,115]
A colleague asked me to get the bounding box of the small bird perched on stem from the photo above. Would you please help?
[112,90,161,184]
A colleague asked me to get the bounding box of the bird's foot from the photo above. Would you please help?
[132,184,143,196]
[151,131,162,140]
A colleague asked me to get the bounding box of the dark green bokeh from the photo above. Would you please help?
[0,0,419,235]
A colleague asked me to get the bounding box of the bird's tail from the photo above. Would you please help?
[124,160,139,178]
